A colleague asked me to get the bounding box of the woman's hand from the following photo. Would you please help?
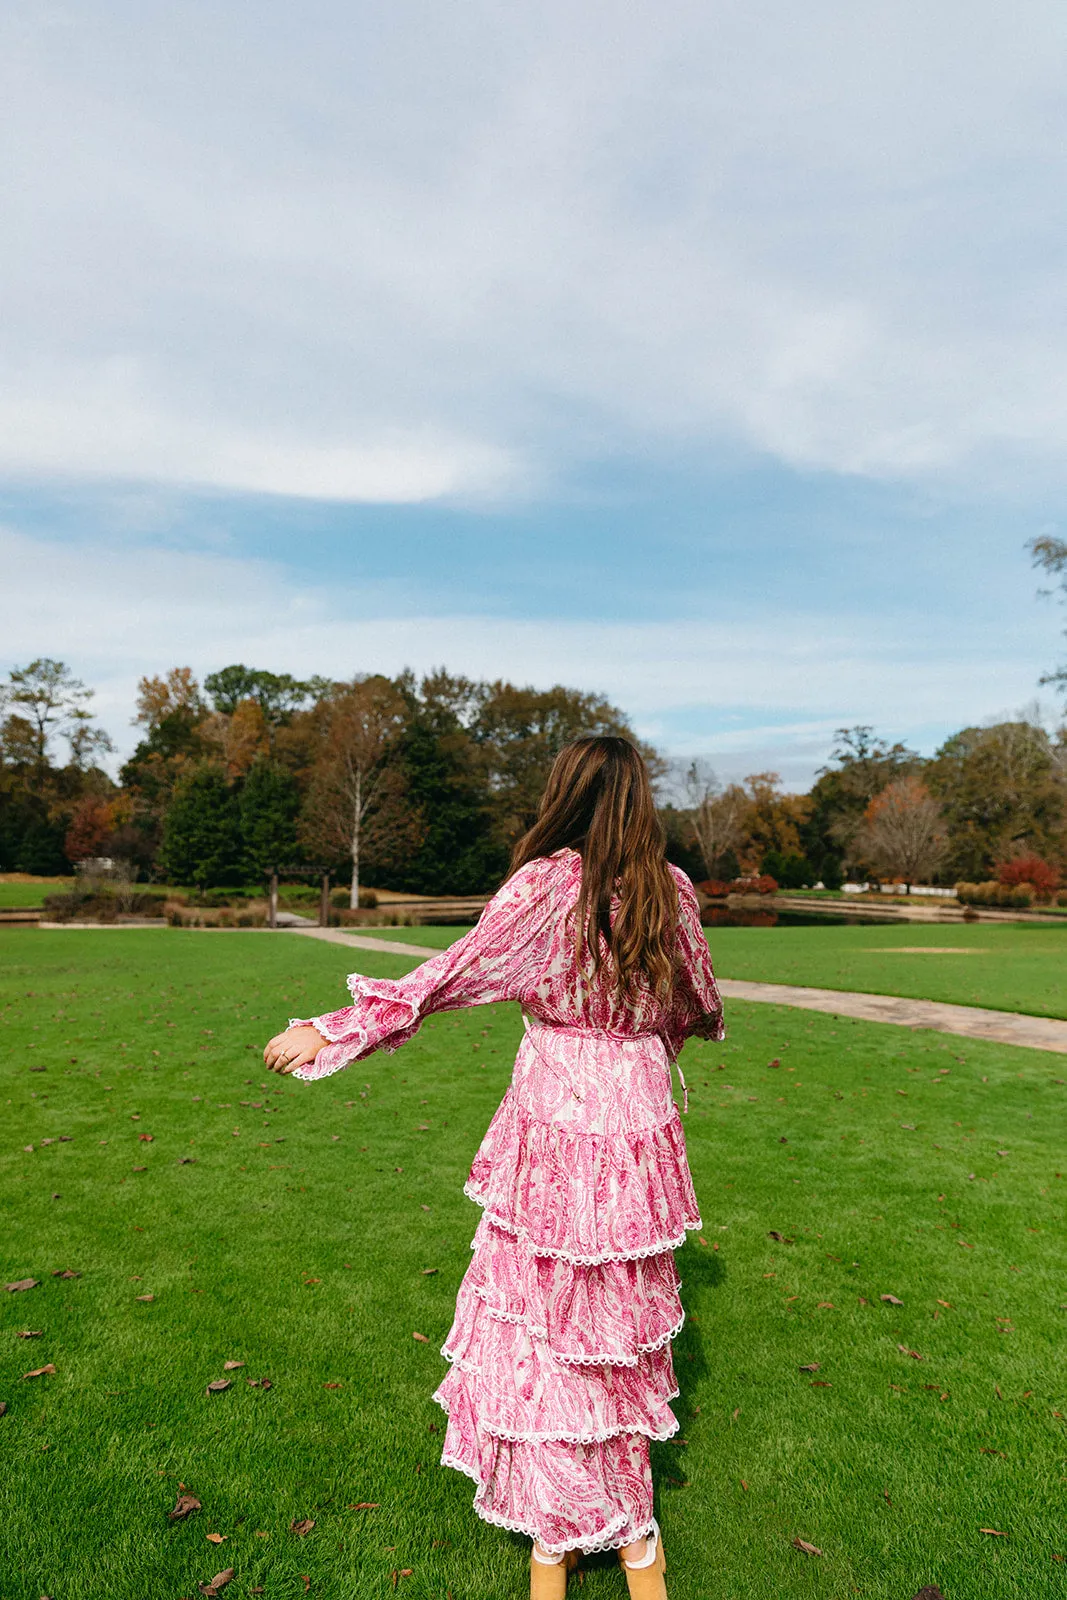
[264,1025,328,1075]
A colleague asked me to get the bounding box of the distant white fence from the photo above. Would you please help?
[842,882,957,897]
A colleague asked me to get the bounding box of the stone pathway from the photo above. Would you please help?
[290,926,1067,1056]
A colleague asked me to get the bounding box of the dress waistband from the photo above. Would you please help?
[523,1014,661,1043]
[521,1013,689,1112]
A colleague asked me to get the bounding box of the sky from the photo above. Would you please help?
[3,0,1067,787]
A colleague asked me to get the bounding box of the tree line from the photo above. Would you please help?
[1,657,1065,899]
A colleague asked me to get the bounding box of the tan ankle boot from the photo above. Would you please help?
[530,1546,578,1599]
[619,1519,667,1598]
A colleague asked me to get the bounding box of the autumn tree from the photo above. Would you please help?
[200,699,271,781]
[298,676,414,907]
[855,776,946,891]
[734,772,810,875]
[682,762,747,878]
[803,726,923,880]
[0,658,111,779]
[64,797,117,864]
[471,681,646,847]
[122,668,208,816]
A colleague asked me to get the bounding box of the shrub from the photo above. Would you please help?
[696,879,731,899]
[43,887,160,922]
[956,880,1034,908]
[728,875,778,896]
[996,853,1060,899]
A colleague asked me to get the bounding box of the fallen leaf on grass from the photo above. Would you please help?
[138,1133,154,1143]
[412,1331,430,1343]
[6,1279,39,1292]
[169,1494,201,1520]
[22,1364,56,1378]
[768,1231,795,1244]
[812,1380,832,1387]
[881,1294,904,1306]
[324,1382,343,1390]
[348,1502,379,1510]
[421,1267,438,1276]
[0,1402,7,1417]
[816,1301,834,1309]
[135,1293,154,1303]
[792,1537,823,1556]
[980,1447,1007,1458]
[898,1345,924,1360]
[290,1518,315,1536]
[911,1589,946,1600]
[799,1363,821,1372]
[17,1330,43,1338]
[178,1157,196,1165]
[132,1166,148,1173]
[937,1299,952,1308]
[980,1528,1008,1537]
[205,1379,231,1395]
[199,1568,234,1595]
[420,1204,431,1212]
[222,1360,244,1371]
[206,1532,227,1544]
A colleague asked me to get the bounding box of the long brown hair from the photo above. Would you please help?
[509,736,678,1000]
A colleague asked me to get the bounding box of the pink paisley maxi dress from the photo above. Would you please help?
[290,847,724,1555]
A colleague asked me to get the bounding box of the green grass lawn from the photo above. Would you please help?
[370,921,1067,1021]
[3,929,1067,1599]
[0,877,74,908]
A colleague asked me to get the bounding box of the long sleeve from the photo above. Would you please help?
[660,872,725,1062]
[288,860,558,1081]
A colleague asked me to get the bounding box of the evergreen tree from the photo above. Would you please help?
[158,766,241,889]
[393,686,507,895]
[240,760,299,881]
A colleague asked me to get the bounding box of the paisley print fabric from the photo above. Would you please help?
[289,849,724,1554]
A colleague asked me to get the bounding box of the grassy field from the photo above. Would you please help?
[3,928,1067,1600]
[0,876,74,908]
[369,921,1067,1021]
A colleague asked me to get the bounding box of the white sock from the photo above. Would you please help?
[532,1544,564,1565]
[623,1522,659,1569]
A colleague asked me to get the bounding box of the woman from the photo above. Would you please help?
[264,736,724,1598]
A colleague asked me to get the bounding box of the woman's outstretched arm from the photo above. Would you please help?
[263,857,558,1080]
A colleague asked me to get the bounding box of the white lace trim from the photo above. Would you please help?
[288,1013,350,1045]
[433,1371,681,1444]
[462,1186,701,1265]
[438,1451,655,1557]
[469,1284,686,1366]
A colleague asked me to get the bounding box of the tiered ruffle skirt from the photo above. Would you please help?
[433,1021,700,1553]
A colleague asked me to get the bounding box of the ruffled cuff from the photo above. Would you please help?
[286,974,429,1082]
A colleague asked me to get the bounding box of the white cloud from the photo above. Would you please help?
[4,0,1067,500]
[2,524,1046,786]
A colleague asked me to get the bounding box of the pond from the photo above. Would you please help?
[701,905,895,928]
